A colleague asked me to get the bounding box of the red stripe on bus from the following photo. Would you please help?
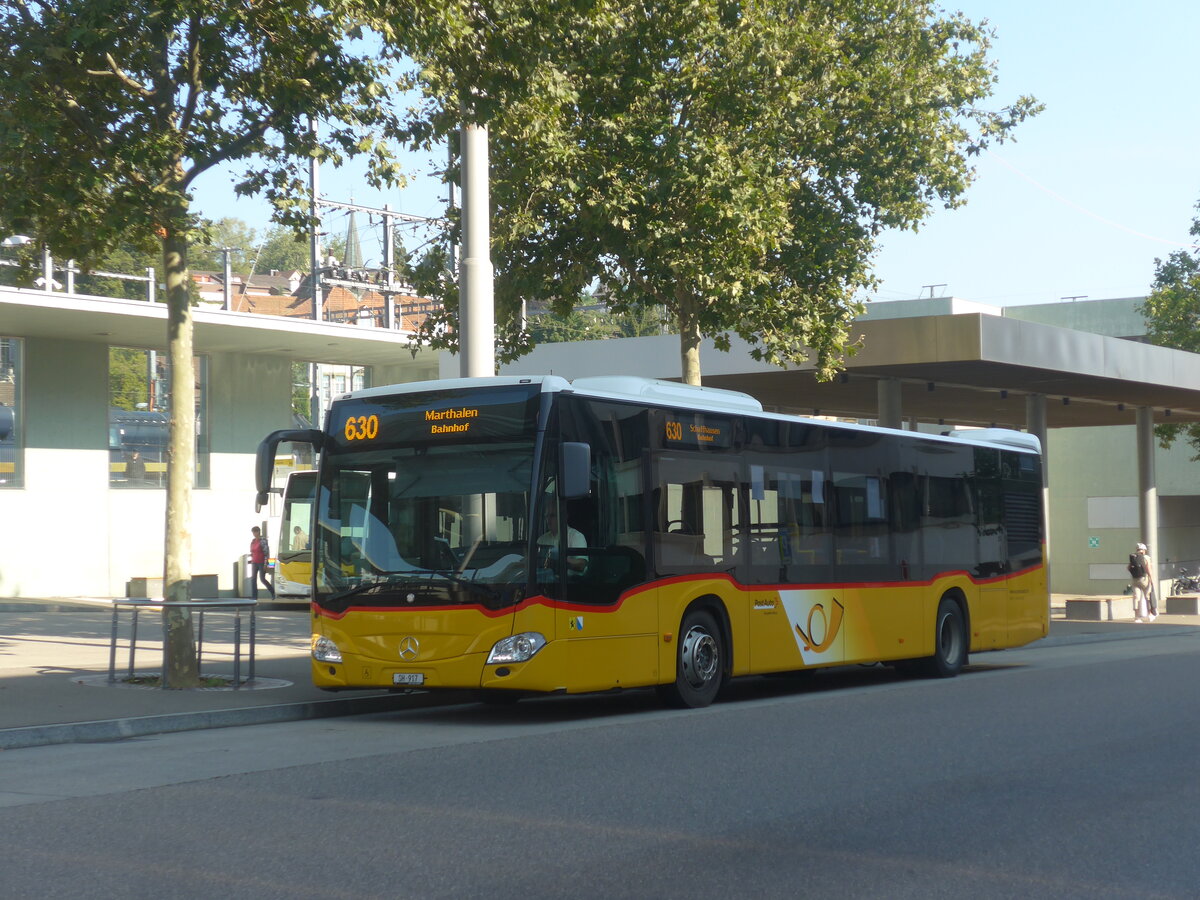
[312,562,1045,620]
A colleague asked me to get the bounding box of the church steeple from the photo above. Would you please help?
[343,200,363,270]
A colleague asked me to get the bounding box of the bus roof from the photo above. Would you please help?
[338,374,1040,455]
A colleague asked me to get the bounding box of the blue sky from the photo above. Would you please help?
[192,0,1200,307]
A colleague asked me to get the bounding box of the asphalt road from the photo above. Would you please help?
[2,629,1199,899]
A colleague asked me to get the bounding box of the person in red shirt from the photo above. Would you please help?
[249,526,275,600]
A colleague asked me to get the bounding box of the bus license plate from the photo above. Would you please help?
[393,673,424,686]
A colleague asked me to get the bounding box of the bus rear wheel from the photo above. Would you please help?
[659,609,725,708]
[930,595,967,677]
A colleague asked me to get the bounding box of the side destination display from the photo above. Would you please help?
[663,413,734,449]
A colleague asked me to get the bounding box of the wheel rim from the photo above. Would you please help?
[680,625,719,689]
[938,610,963,664]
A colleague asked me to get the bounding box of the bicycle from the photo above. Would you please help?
[1171,567,1200,595]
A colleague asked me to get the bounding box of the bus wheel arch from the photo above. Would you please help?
[658,596,730,708]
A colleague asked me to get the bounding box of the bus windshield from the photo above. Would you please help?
[315,439,535,612]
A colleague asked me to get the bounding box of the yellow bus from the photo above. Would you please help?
[273,470,317,600]
[255,375,1047,708]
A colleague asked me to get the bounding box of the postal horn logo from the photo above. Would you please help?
[794,596,845,654]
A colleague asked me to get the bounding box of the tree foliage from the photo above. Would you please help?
[0,0,407,686]
[1139,202,1200,457]
[396,0,1039,383]
[108,347,149,412]
[252,225,347,277]
[189,218,260,273]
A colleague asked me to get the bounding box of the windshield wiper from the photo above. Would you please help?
[427,569,502,602]
[327,575,418,604]
[326,570,505,606]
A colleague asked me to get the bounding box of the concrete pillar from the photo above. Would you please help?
[1026,393,1050,591]
[876,378,902,429]
[1136,406,1160,597]
[1025,394,1047,479]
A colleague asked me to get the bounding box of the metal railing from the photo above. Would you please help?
[107,598,257,688]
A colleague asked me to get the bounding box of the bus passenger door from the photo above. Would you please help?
[549,454,658,692]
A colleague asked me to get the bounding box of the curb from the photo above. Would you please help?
[1036,624,1200,648]
[0,690,469,751]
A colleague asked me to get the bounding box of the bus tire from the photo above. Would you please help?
[930,595,968,678]
[659,609,725,708]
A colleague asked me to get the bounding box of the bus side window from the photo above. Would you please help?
[652,455,740,575]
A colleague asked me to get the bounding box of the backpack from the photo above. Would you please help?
[1128,553,1145,579]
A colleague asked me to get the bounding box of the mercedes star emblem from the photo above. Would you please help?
[398,636,420,661]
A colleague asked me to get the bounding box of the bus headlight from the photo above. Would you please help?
[312,635,343,664]
[487,632,547,665]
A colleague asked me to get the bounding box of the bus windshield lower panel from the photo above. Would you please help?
[314,440,535,613]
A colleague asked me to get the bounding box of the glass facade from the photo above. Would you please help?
[0,337,20,487]
[108,348,209,488]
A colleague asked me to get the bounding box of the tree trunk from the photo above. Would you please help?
[676,290,703,386]
[162,221,199,689]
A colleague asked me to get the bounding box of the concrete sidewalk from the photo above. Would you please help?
[0,598,470,750]
[1,594,1197,751]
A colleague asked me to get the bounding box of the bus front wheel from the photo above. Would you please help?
[659,609,725,708]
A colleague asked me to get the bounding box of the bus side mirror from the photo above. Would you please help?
[256,428,324,512]
[561,442,591,499]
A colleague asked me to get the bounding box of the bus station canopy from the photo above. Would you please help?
[518,311,1200,429]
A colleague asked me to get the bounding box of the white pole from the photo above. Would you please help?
[222,248,233,311]
[309,117,323,322]
[459,122,494,378]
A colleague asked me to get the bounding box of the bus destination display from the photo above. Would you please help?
[329,386,540,450]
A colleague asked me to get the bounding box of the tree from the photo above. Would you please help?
[0,0,405,687]
[399,0,1039,384]
[254,224,347,277]
[189,217,259,273]
[524,290,668,343]
[254,226,312,275]
[1140,202,1200,457]
[109,347,150,412]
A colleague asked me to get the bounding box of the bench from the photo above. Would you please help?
[1167,594,1200,615]
[126,574,218,598]
[1063,597,1126,621]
